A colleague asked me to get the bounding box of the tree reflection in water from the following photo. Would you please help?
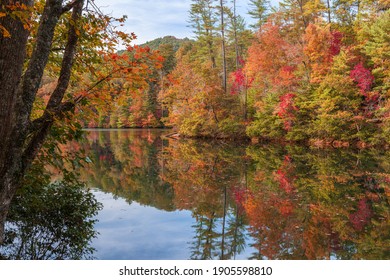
[73,130,390,259]
[0,180,101,260]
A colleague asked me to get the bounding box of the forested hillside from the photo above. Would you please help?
[140,36,192,51]
[81,0,390,148]
[157,0,390,147]
[81,36,191,128]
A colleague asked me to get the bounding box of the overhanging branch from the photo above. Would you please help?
[45,0,84,111]
[23,0,85,172]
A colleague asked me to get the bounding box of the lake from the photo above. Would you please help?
[1,129,389,260]
[81,129,389,260]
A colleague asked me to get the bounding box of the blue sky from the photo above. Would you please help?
[94,0,280,45]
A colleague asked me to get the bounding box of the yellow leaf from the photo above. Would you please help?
[0,25,11,38]
[0,12,6,17]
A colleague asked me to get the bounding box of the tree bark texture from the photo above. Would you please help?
[0,0,84,244]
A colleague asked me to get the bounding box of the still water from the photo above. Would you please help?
[81,129,389,260]
[1,129,389,260]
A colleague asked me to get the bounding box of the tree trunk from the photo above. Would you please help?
[298,0,308,28]
[326,0,331,24]
[0,0,84,244]
[220,0,227,93]
[0,0,34,246]
[233,0,239,70]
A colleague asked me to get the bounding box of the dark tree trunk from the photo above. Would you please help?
[220,0,227,93]
[0,0,33,246]
[233,0,239,70]
[0,0,84,244]
[327,0,332,24]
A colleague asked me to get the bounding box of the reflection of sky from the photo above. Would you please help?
[90,190,193,260]
[90,190,256,260]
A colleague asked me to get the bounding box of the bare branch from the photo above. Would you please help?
[61,0,84,14]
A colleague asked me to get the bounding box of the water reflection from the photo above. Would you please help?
[0,180,101,260]
[246,146,390,259]
[80,129,389,260]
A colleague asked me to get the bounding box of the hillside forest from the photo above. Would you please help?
[2,1,388,147]
[80,1,390,148]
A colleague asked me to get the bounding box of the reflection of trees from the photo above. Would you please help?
[80,131,251,259]
[78,130,389,260]
[81,130,175,211]
[0,181,101,260]
[162,140,250,260]
[225,206,248,259]
[80,131,253,259]
[190,212,218,260]
[244,146,390,260]
[189,209,247,260]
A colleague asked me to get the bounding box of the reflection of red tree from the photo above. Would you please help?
[274,156,295,194]
[232,186,249,215]
[130,144,143,167]
[303,204,335,259]
[349,198,373,231]
[278,199,294,216]
[242,186,302,259]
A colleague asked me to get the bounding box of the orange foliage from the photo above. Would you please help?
[304,23,342,83]
[75,46,164,127]
[244,22,301,96]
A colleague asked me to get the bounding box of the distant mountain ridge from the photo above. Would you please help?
[140,35,192,52]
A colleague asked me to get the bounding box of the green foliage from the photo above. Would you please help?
[1,179,101,260]
[360,9,390,93]
[248,0,270,30]
[1,128,101,260]
[140,36,193,52]
[246,94,285,139]
[0,111,100,259]
[218,117,246,138]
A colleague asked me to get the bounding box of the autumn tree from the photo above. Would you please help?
[358,9,390,140]
[0,0,144,243]
[161,41,245,138]
[244,21,302,138]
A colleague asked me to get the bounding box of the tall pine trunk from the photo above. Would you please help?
[220,0,227,93]
[233,0,239,70]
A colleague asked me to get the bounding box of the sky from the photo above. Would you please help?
[94,0,280,45]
